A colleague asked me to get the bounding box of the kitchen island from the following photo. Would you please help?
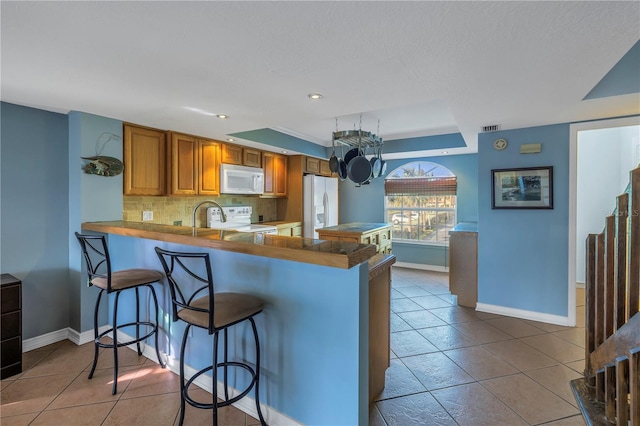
[80,221,394,426]
[317,222,392,254]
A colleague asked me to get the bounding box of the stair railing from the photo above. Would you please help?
[577,166,639,425]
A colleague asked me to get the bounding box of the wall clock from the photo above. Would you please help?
[493,138,508,150]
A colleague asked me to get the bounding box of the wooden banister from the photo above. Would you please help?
[572,166,640,426]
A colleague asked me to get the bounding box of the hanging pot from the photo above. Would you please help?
[343,147,359,165]
[347,140,372,185]
[329,137,339,173]
[337,143,347,181]
[369,144,382,178]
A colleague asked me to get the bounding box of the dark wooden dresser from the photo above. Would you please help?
[1,274,22,379]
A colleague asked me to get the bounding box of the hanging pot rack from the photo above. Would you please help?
[332,129,383,149]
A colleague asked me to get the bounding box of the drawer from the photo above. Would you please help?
[278,227,292,236]
[1,336,22,366]
[379,228,391,242]
[1,284,20,313]
[291,226,302,237]
[1,311,21,340]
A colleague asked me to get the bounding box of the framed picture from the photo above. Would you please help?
[491,166,553,209]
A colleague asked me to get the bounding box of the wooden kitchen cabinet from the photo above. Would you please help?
[262,152,288,197]
[449,223,478,308]
[243,147,262,168]
[317,223,392,254]
[304,156,332,177]
[265,221,302,237]
[1,274,22,379]
[123,123,167,196]
[168,132,220,196]
[198,139,221,195]
[221,143,261,167]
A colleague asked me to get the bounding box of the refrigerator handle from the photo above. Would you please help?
[323,192,329,227]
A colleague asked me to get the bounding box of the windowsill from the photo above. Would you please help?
[392,239,449,247]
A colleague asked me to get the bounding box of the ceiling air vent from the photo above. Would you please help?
[481,124,501,132]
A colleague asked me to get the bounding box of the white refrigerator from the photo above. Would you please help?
[303,175,339,239]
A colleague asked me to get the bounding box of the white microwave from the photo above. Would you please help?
[220,163,264,195]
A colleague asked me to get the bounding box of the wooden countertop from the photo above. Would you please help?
[262,221,302,228]
[449,222,478,234]
[81,221,377,269]
[317,222,391,235]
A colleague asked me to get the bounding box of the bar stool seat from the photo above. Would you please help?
[75,232,165,395]
[155,247,267,426]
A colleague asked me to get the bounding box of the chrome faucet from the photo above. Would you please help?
[191,200,226,230]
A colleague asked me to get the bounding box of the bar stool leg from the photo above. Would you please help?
[149,285,165,368]
[135,287,142,356]
[213,331,220,426]
[88,290,104,380]
[178,324,190,426]
[223,328,229,401]
[111,291,121,395]
[250,318,267,426]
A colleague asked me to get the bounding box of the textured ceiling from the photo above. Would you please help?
[2,1,639,158]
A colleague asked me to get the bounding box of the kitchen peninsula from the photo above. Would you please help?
[81,221,394,426]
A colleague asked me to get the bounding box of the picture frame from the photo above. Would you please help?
[491,166,553,209]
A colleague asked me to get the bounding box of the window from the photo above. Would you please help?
[384,161,457,245]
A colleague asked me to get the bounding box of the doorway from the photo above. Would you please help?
[569,116,640,326]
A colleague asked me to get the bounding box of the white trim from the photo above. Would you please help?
[21,327,299,426]
[569,115,640,329]
[576,281,585,289]
[476,302,572,326]
[22,325,114,352]
[22,328,69,352]
[393,262,449,273]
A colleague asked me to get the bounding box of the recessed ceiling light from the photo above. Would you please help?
[282,150,288,154]
[227,138,235,142]
[216,114,229,119]
[308,93,323,100]
[442,151,449,154]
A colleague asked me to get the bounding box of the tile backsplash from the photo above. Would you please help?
[123,195,278,227]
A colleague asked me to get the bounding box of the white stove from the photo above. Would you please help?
[207,206,278,235]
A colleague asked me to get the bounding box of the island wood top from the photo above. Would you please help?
[317,222,391,236]
[81,221,378,269]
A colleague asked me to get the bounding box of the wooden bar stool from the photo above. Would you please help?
[75,232,165,394]
[155,247,267,426]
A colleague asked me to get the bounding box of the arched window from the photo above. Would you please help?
[384,161,457,245]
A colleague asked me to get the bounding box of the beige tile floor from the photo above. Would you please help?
[1,267,586,425]
[371,267,587,426]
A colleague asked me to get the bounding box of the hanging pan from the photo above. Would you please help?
[347,137,372,185]
[369,144,382,179]
[329,137,339,173]
[337,143,348,181]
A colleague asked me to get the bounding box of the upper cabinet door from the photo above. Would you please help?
[221,143,243,165]
[198,139,221,195]
[243,147,262,168]
[275,154,288,196]
[168,132,198,196]
[263,152,287,198]
[123,124,167,196]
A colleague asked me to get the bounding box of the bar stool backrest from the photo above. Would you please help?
[155,248,215,334]
[75,232,114,292]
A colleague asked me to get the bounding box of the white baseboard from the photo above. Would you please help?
[22,328,70,352]
[21,327,300,426]
[476,302,572,326]
[393,262,449,273]
[22,325,114,352]
[576,281,585,288]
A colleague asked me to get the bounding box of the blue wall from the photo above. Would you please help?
[109,235,370,425]
[0,102,71,339]
[68,111,124,332]
[339,152,478,267]
[477,124,570,317]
